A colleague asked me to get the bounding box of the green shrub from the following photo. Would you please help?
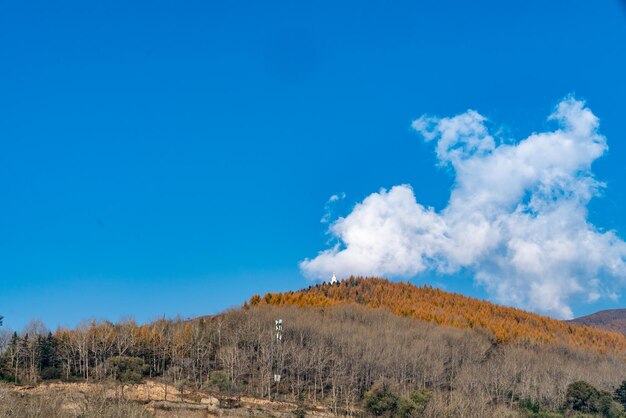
[614,380,626,408]
[209,370,232,391]
[409,389,431,414]
[363,382,399,416]
[395,397,416,417]
[567,381,600,412]
[565,380,623,417]
[519,398,541,413]
[598,391,623,418]
[108,356,148,384]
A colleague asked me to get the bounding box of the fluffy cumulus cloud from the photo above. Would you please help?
[300,97,626,319]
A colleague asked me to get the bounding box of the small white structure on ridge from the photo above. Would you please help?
[330,273,338,285]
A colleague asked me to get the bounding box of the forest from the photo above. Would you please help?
[252,278,626,353]
[2,278,626,417]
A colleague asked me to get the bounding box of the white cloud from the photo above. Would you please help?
[300,97,626,319]
[320,192,346,223]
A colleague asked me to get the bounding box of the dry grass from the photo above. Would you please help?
[0,384,153,418]
[0,382,338,418]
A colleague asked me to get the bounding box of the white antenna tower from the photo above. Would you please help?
[275,319,283,342]
[274,319,283,385]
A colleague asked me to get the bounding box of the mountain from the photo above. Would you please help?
[250,277,626,354]
[571,309,626,335]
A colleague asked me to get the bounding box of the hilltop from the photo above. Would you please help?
[251,277,626,354]
[572,309,626,335]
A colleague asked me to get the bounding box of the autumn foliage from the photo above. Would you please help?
[251,277,626,354]
[5,281,626,415]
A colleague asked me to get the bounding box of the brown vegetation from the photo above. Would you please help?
[252,277,626,353]
[3,278,626,416]
[0,383,151,418]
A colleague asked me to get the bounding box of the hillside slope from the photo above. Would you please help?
[571,309,626,335]
[8,306,626,417]
[251,277,626,354]
[6,278,626,417]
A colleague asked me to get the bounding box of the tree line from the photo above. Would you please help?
[2,306,626,415]
[2,279,626,416]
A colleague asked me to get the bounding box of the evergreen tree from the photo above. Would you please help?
[566,380,623,417]
[7,332,21,383]
[566,380,599,412]
[38,333,60,380]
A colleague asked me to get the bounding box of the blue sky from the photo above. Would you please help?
[1,1,626,329]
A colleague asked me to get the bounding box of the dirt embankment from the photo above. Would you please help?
[4,381,337,418]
